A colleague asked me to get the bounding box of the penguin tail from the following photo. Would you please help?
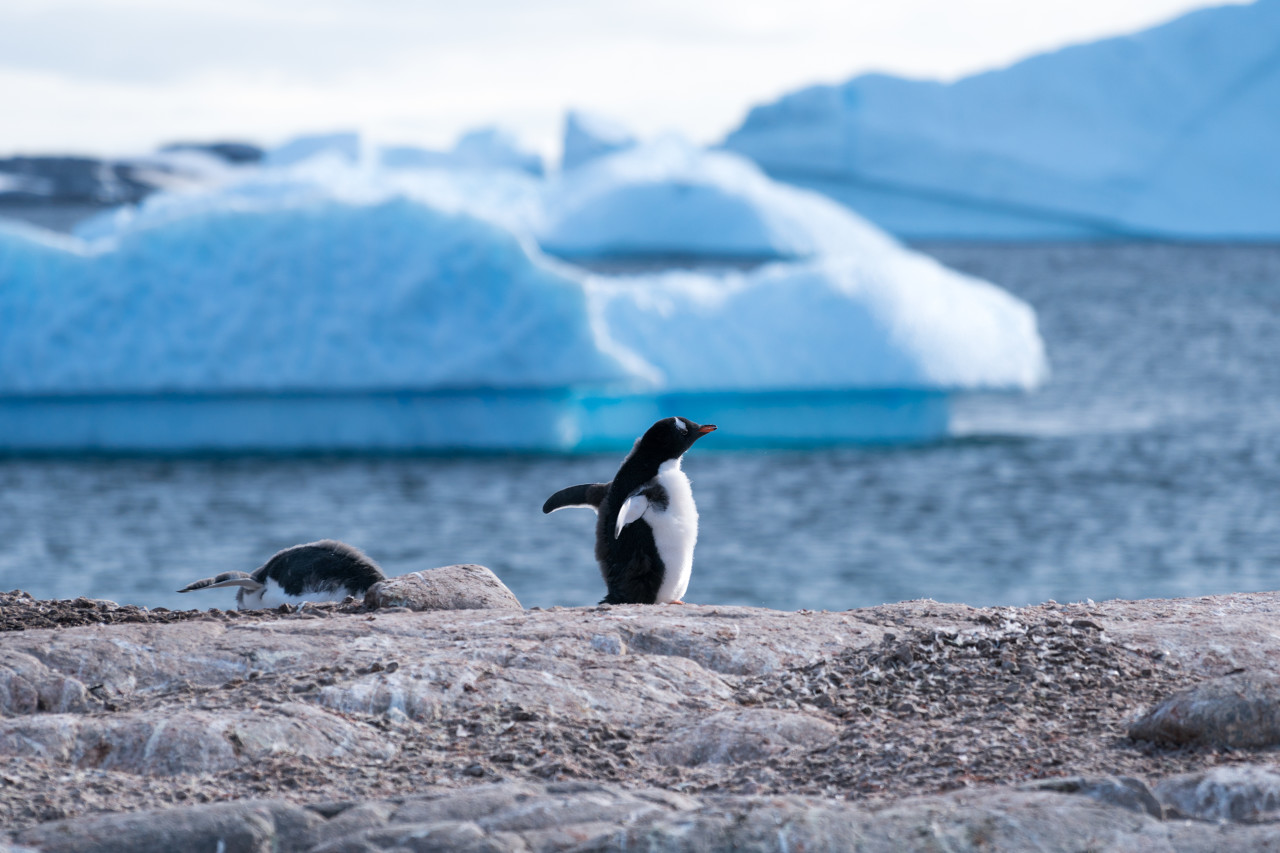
[177,571,264,594]
[543,483,608,514]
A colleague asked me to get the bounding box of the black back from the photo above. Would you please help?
[255,540,385,596]
[543,417,715,605]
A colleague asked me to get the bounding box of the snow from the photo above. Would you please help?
[561,110,637,171]
[264,132,362,168]
[539,137,897,262]
[724,0,1280,240]
[71,156,545,243]
[450,128,544,176]
[382,127,544,176]
[588,255,1044,393]
[0,198,631,397]
[123,149,240,184]
[261,127,543,176]
[0,134,1047,451]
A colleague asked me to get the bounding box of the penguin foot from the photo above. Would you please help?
[668,599,686,605]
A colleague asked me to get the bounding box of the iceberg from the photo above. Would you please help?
[382,127,544,177]
[70,155,545,244]
[570,248,1043,448]
[589,258,1043,393]
[265,128,543,177]
[0,141,1046,452]
[0,194,640,451]
[539,137,898,263]
[723,0,1280,240]
[264,132,363,168]
[448,128,544,177]
[561,110,638,171]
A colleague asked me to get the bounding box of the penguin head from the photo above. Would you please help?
[638,416,717,462]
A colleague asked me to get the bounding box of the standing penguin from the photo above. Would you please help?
[177,539,385,610]
[543,416,716,605]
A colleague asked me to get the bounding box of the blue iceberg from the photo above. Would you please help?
[561,110,638,171]
[539,136,895,263]
[381,127,545,177]
[724,0,1280,240]
[0,141,1046,452]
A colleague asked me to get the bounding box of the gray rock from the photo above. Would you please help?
[17,800,322,853]
[18,777,1280,853]
[617,620,783,676]
[577,786,1280,853]
[309,802,397,841]
[474,782,670,832]
[364,566,522,612]
[390,783,545,824]
[647,709,837,766]
[1154,765,1280,822]
[1090,592,1280,675]
[309,820,501,853]
[2,606,871,728]
[12,593,1280,849]
[589,633,625,655]
[305,782,695,852]
[513,822,627,852]
[0,703,396,776]
[1024,775,1164,818]
[575,789,1174,853]
[0,651,90,715]
[1129,672,1280,748]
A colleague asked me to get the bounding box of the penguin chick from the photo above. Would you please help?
[543,416,716,604]
[177,539,384,610]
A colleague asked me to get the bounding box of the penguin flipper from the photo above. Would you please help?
[177,571,264,594]
[543,483,608,514]
[615,494,650,538]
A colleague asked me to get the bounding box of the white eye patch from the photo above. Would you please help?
[674,418,688,433]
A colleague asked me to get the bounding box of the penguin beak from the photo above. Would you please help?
[697,424,717,435]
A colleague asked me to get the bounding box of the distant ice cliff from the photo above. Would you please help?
[724,0,1280,240]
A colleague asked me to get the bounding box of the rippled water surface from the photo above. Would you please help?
[3,243,1278,610]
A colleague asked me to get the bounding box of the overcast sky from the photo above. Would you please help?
[0,0,1247,158]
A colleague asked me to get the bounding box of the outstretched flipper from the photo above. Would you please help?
[543,483,608,514]
[177,571,264,594]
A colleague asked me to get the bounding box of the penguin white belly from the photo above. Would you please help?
[650,458,698,604]
[241,579,346,610]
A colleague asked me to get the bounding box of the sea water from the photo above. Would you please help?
[2,243,1277,611]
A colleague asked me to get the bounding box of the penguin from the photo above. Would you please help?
[543,416,716,605]
[177,539,385,610]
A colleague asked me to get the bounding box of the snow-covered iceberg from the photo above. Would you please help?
[724,0,1280,240]
[382,127,544,176]
[0,192,640,451]
[561,110,638,171]
[0,142,1046,452]
[264,128,544,176]
[264,132,363,168]
[589,257,1042,393]
[539,137,895,263]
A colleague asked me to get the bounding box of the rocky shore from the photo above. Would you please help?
[3,586,1280,851]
